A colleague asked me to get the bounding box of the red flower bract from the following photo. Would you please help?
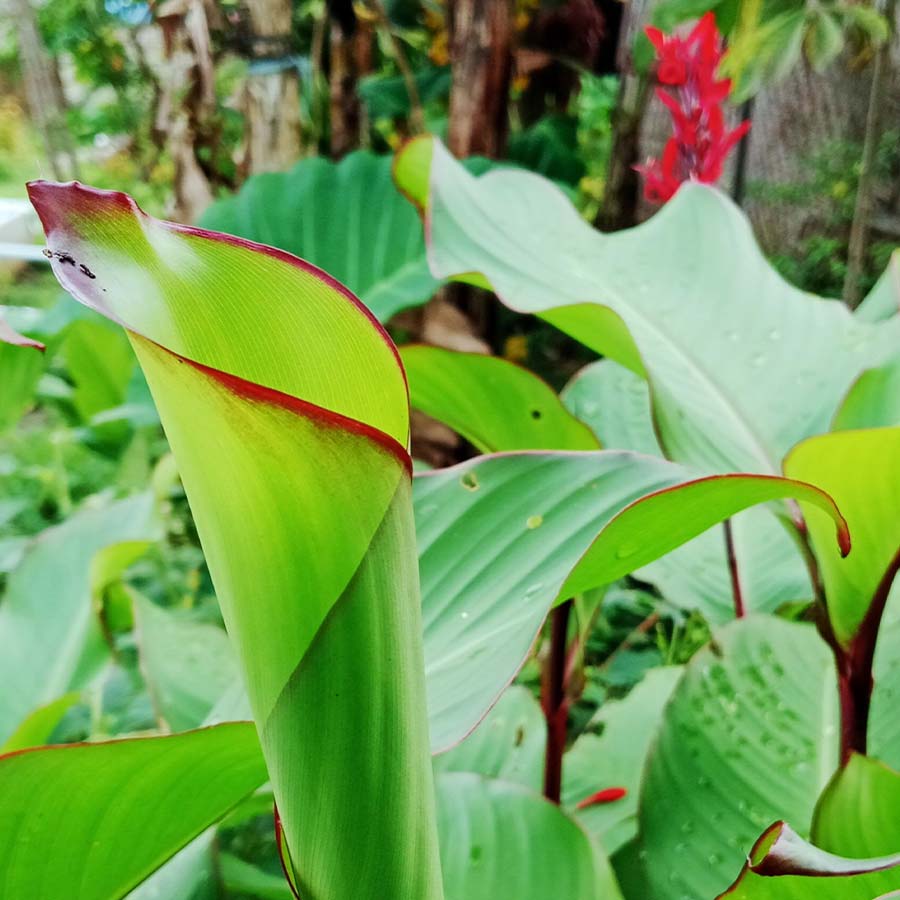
[575,786,628,810]
[637,12,750,205]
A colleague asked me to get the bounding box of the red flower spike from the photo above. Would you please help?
[638,13,750,204]
[576,787,628,810]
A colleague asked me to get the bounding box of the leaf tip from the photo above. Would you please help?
[0,318,45,352]
[837,521,852,558]
[27,179,138,238]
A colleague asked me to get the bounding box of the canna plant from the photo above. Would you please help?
[392,131,900,897]
[0,175,866,900]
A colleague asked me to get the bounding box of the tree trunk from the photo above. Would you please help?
[843,0,898,307]
[447,0,514,158]
[328,7,372,158]
[12,0,79,180]
[241,0,302,173]
[152,0,216,221]
[597,72,649,231]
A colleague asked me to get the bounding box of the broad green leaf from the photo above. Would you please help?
[562,359,662,457]
[813,755,900,871]
[562,666,682,854]
[833,356,900,430]
[638,617,839,899]
[563,359,812,622]
[726,10,806,101]
[395,136,900,475]
[133,594,239,732]
[0,493,157,743]
[416,451,846,751]
[401,345,600,452]
[198,151,440,321]
[719,822,900,899]
[359,64,451,119]
[804,10,844,72]
[784,428,900,646]
[432,685,546,791]
[507,115,586,186]
[0,693,79,753]
[62,318,135,422]
[0,724,267,900]
[435,773,622,900]
[0,340,45,430]
[30,181,441,899]
[219,854,294,900]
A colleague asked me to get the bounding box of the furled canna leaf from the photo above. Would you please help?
[28,181,443,900]
[0,724,266,900]
[400,344,600,452]
[394,136,900,475]
[198,151,440,321]
[719,822,900,899]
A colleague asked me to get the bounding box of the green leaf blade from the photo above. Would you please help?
[0,724,266,900]
[402,345,600,452]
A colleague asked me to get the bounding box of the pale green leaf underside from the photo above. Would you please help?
[834,355,900,431]
[436,773,622,900]
[855,251,900,323]
[433,686,546,792]
[415,450,845,752]
[562,359,812,622]
[126,831,217,900]
[401,344,600,453]
[133,594,239,732]
[638,617,840,899]
[396,137,900,475]
[562,666,682,854]
[0,493,157,744]
[198,151,440,322]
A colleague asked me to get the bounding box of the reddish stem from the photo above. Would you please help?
[723,519,745,619]
[837,543,900,763]
[542,599,572,805]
